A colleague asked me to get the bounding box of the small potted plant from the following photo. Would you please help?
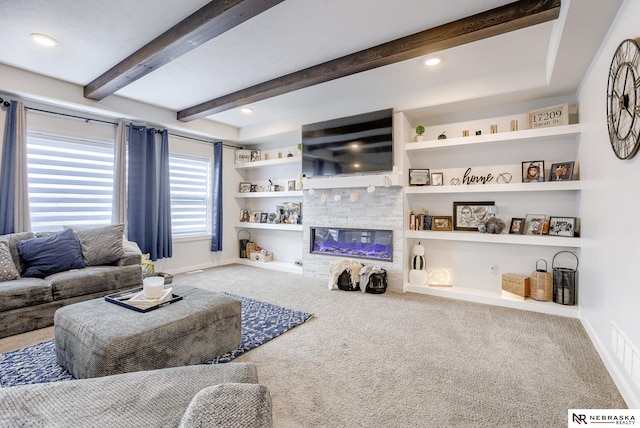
[415,125,425,141]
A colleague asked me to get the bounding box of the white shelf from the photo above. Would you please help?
[403,283,580,318]
[235,258,303,274]
[405,229,582,247]
[235,222,303,232]
[405,180,582,194]
[235,190,303,198]
[236,258,302,274]
[406,124,581,151]
[234,156,300,169]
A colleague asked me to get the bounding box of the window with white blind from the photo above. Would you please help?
[26,134,114,232]
[169,154,211,237]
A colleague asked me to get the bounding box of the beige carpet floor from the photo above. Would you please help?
[172,264,625,428]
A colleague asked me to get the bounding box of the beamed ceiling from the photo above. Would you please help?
[0,0,624,142]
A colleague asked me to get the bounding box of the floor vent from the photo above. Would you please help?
[611,322,640,388]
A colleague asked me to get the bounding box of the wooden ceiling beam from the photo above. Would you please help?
[178,0,561,122]
[84,0,285,100]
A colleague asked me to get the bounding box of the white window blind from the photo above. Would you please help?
[169,154,211,237]
[26,134,114,232]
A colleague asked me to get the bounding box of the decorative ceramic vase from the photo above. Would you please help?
[409,242,428,285]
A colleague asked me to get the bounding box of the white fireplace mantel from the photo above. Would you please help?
[301,171,402,190]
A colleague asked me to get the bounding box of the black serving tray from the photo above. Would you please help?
[105,287,183,313]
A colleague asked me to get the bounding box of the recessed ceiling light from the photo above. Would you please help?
[424,57,441,66]
[241,107,253,114]
[31,33,57,47]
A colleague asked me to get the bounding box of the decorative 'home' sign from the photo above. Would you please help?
[462,168,494,185]
[527,103,569,129]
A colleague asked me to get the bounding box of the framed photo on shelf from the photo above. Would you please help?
[453,201,495,231]
[432,216,452,231]
[239,209,250,222]
[549,161,575,181]
[287,180,296,191]
[522,160,545,182]
[524,214,549,235]
[267,212,278,224]
[409,169,430,186]
[548,217,576,237]
[509,218,525,234]
[260,212,268,223]
[235,149,251,164]
[279,202,301,224]
[250,150,261,162]
[238,182,251,193]
[431,172,444,186]
[250,210,261,223]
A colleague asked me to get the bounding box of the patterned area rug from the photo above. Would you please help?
[0,292,312,388]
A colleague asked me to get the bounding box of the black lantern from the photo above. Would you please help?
[552,251,579,305]
[238,229,251,258]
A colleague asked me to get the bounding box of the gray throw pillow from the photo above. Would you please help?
[0,241,20,281]
[73,224,125,266]
[0,231,36,274]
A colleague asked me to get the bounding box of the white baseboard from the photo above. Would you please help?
[580,314,640,408]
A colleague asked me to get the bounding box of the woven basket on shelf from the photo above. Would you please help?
[531,259,552,301]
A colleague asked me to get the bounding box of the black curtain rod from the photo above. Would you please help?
[22,105,240,149]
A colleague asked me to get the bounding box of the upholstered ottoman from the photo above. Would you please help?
[54,285,241,379]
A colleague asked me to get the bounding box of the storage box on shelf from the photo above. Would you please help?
[401,109,582,316]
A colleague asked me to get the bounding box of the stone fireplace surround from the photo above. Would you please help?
[302,186,403,292]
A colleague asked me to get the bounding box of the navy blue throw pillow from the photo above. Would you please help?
[17,229,86,278]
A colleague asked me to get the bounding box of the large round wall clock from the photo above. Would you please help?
[607,38,640,160]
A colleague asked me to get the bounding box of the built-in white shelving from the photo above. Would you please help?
[402,117,583,315]
[235,191,303,198]
[403,283,580,318]
[405,180,581,194]
[405,123,581,151]
[405,229,581,247]
[235,258,303,274]
[234,222,303,231]
[234,152,302,274]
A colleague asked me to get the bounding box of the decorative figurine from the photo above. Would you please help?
[409,242,428,285]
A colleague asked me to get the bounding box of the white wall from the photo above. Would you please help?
[577,0,640,407]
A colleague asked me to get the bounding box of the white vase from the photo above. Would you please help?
[416,135,424,142]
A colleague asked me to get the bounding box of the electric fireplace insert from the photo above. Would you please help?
[310,227,392,262]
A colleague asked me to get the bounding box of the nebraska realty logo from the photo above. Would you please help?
[569,409,638,426]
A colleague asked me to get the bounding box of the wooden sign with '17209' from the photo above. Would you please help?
[527,103,569,129]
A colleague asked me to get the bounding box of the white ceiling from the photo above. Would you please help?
[0,0,623,142]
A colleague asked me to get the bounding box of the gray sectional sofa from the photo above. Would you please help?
[0,362,273,427]
[0,225,143,338]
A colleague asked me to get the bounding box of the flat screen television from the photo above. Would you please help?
[301,108,394,178]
